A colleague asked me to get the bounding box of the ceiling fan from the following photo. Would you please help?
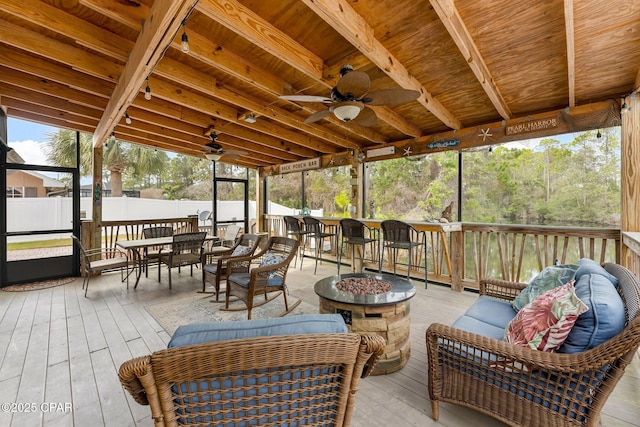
[279,65,420,126]
[204,132,247,161]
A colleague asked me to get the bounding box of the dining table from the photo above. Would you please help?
[116,235,219,288]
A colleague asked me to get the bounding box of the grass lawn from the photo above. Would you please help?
[7,238,72,251]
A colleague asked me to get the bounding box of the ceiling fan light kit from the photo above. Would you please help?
[332,101,363,122]
[205,153,222,161]
[279,65,419,127]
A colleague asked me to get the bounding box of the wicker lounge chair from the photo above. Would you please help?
[223,236,300,319]
[426,262,640,427]
[118,317,386,427]
[200,233,264,299]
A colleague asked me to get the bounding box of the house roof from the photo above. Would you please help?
[0,1,637,172]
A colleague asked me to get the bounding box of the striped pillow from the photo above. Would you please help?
[505,281,588,352]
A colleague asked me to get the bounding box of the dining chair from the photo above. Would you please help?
[302,216,337,274]
[72,235,129,297]
[338,218,380,275]
[283,215,308,267]
[141,226,174,278]
[201,233,264,300]
[158,232,207,289]
[223,236,300,319]
[379,219,428,285]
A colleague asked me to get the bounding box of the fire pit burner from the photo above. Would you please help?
[336,277,392,295]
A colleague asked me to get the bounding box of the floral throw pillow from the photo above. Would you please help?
[505,281,588,352]
[512,264,579,311]
[231,245,252,257]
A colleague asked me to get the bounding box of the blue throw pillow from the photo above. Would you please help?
[575,258,619,287]
[558,273,625,353]
[512,264,579,311]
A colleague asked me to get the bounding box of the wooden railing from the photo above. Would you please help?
[262,215,621,291]
[622,232,640,277]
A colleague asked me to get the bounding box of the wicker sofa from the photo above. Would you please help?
[426,261,640,427]
[119,314,385,427]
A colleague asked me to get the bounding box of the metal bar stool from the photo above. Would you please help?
[302,216,337,274]
[283,215,309,268]
[337,218,379,275]
[379,219,428,287]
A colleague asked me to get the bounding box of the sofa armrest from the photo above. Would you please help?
[426,318,640,423]
[479,277,527,302]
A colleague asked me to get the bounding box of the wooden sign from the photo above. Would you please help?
[506,116,558,135]
[279,157,321,174]
[428,139,459,149]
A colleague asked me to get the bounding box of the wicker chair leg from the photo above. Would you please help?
[431,401,439,421]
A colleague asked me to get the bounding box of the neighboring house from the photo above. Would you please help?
[77,183,140,198]
[6,170,67,198]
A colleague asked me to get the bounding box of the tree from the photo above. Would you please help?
[44,129,168,197]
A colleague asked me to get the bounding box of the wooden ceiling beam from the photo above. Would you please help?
[75,0,395,142]
[302,0,462,130]
[429,0,511,119]
[92,0,199,148]
[0,17,328,158]
[564,0,576,107]
[197,0,324,80]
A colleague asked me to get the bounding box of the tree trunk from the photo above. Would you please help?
[110,169,123,197]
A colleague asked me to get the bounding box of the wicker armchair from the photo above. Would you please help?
[200,233,264,299]
[119,332,386,427]
[426,262,640,427]
[158,232,207,289]
[223,236,300,319]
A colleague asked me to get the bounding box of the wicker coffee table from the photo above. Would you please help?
[314,272,415,375]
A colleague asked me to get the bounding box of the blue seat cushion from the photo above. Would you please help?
[558,273,625,353]
[168,313,347,348]
[451,315,507,341]
[203,263,221,274]
[463,295,518,330]
[228,272,283,287]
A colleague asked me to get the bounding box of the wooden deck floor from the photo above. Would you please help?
[0,260,638,426]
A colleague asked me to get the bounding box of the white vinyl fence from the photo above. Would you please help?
[8,197,321,242]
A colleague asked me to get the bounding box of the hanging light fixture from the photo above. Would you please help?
[332,101,363,122]
[144,78,152,100]
[125,110,132,125]
[597,129,602,139]
[180,21,189,53]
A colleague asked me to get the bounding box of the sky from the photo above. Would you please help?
[7,117,56,165]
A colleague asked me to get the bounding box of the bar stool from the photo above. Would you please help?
[379,219,428,287]
[302,216,337,274]
[338,218,379,275]
[283,215,309,268]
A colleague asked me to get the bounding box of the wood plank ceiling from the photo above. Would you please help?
[1,0,639,172]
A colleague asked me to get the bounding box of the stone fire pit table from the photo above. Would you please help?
[314,272,416,375]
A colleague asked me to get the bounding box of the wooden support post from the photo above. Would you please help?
[621,94,640,267]
[255,169,265,233]
[91,144,103,251]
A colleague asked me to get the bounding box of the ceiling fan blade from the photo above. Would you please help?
[279,95,333,103]
[223,149,248,157]
[304,109,332,124]
[352,106,377,126]
[364,88,420,106]
[336,71,370,99]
